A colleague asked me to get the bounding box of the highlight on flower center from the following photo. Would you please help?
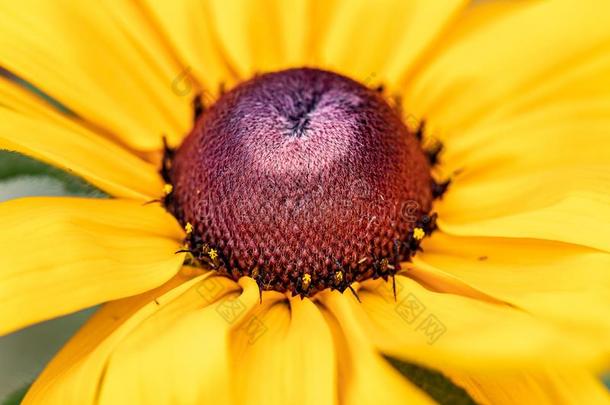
[0,1,609,404]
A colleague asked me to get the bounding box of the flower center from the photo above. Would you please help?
[166,68,439,297]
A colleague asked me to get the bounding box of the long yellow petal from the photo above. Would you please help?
[447,370,610,405]
[96,278,260,405]
[137,0,238,94]
[437,166,610,253]
[0,75,68,121]
[403,0,610,136]
[206,0,312,77]
[409,1,610,239]
[355,275,609,372]
[228,296,338,405]
[23,273,241,404]
[439,99,610,182]
[0,0,192,151]
[320,290,436,405]
[319,0,468,87]
[0,78,164,200]
[0,197,185,336]
[414,232,610,331]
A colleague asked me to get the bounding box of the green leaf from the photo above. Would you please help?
[385,356,478,405]
[2,383,30,405]
[0,150,107,198]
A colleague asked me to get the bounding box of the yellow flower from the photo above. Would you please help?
[0,0,609,404]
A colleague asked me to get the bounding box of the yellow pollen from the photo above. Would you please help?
[413,227,425,241]
[334,271,344,284]
[208,249,219,261]
[302,273,312,290]
[163,184,173,195]
[185,222,193,234]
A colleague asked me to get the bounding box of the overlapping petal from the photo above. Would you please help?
[320,291,437,404]
[403,0,610,137]
[0,197,185,336]
[0,78,164,199]
[228,296,338,405]
[446,369,610,405]
[353,275,610,372]
[414,232,610,328]
[0,0,192,151]
[26,273,438,405]
[23,272,238,404]
[437,167,610,252]
[137,0,238,94]
[318,0,468,87]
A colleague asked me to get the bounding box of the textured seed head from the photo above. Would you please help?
[168,68,433,296]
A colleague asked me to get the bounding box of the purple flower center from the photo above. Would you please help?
[167,68,435,297]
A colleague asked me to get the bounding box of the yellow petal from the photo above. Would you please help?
[409,1,610,236]
[206,0,312,77]
[24,273,242,405]
[0,79,164,199]
[414,232,610,331]
[439,98,610,182]
[404,0,610,135]
[438,166,610,252]
[319,0,469,87]
[447,370,610,405]
[0,0,192,151]
[0,197,185,336]
[0,75,67,120]
[355,275,609,372]
[138,0,238,93]
[320,290,436,405]
[97,278,261,405]
[229,296,338,405]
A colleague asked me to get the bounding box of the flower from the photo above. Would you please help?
[0,0,609,404]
